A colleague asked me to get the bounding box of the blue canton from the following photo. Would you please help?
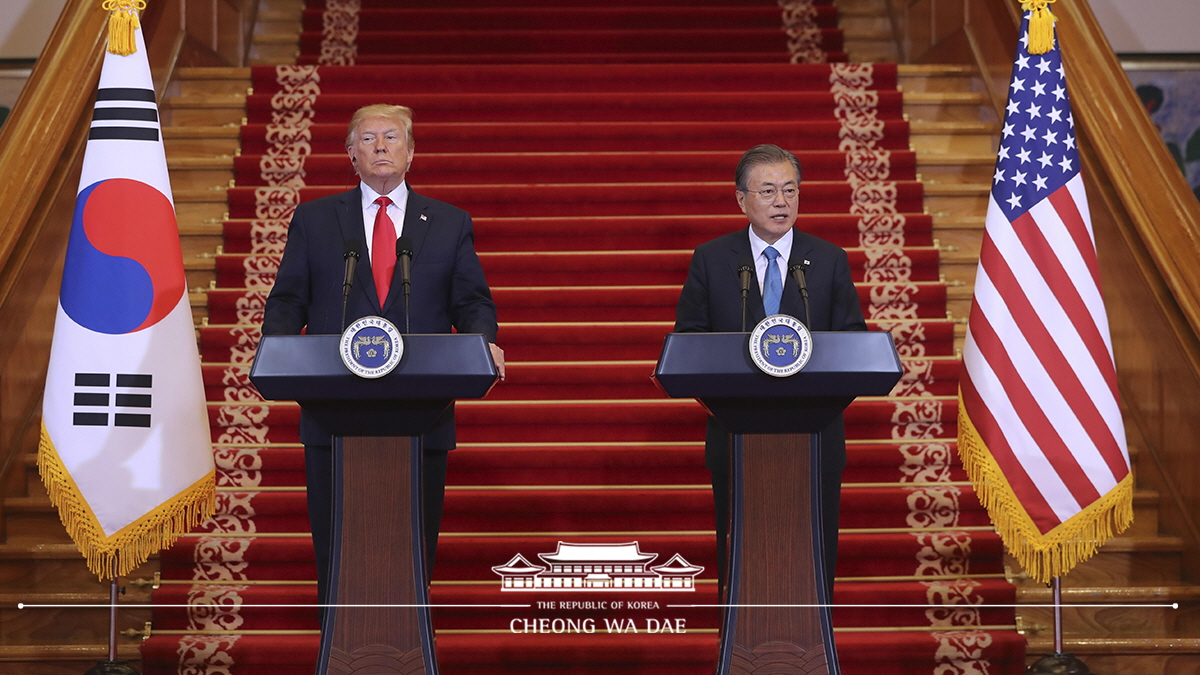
[992,13,1079,222]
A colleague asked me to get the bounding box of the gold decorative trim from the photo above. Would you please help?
[957,392,1134,583]
[38,422,216,579]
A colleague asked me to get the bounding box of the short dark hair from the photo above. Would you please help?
[735,144,802,191]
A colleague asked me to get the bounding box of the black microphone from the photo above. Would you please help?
[341,239,362,331]
[395,236,414,333]
[737,257,753,332]
[789,259,811,328]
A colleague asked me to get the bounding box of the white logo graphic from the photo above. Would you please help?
[492,541,704,592]
[749,314,813,377]
[339,316,403,378]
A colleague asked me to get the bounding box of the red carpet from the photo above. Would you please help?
[143,1,1024,673]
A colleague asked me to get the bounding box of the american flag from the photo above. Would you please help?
[957,13,1132,583]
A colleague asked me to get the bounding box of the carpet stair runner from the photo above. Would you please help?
[142,0,1025,673]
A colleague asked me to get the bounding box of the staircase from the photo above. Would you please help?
[1,0,1198,674]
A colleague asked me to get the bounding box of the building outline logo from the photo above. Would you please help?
[492,541,704,592]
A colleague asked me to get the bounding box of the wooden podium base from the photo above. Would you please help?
[319,436,437,675]
[718,433,838,675]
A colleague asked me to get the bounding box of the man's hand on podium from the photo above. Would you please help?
[489,342,506,381]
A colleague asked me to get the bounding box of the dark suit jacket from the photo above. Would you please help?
[673,226,867,473]
[262,185,498,449]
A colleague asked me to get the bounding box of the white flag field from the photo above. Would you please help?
[956,12,1132,584]
[39,23,214,579]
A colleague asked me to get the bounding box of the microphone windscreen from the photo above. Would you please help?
[396,236,414,257]
[737,256,753,273]
[344,239,363,258]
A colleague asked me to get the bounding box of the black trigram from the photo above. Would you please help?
[72,373,152,428]
[88,88,160,142]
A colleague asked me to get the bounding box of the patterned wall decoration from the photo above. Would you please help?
[1124,61,1200,202]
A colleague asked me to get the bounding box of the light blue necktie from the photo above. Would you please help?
[763,245,782,317]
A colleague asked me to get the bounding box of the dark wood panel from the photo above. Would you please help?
[727,434,829,674]
[326,437,430,674]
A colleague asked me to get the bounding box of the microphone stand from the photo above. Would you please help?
[340,244,361,331]
[738,259,753,332]
[403,285,411,334]
[789,260,811,328]
[396,237,413,334]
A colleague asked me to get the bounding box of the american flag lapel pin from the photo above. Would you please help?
[420,214,427,221]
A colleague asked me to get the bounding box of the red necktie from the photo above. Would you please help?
[371,196,396,304]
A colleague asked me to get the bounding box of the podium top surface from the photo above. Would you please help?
[250,333,497,402]
[654,331,902,400]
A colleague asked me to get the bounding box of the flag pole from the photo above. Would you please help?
[1053,576,1063,654]
[82,562,138,674]
[1023,577,1095,675]
[107,575,117,661]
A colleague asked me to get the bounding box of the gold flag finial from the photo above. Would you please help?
[1021,0,1058,55]
[102,0,147,56]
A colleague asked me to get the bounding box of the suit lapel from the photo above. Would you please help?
[401,188,434,263]
[727,227,765,328]
[337,187,381,311]
[782,232,814,321]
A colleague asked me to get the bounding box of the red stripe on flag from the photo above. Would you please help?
[1047,187,1101,291]
[979,231,1129,483]
[967,306,1103,508]
[1044,187,1120,402]
[1011,210,1120,401]
[960,367,1060,533]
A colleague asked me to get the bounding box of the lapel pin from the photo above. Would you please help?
[420,214,427,221]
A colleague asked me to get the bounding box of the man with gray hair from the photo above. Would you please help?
[262,104,504,620]
[674,143,866,594]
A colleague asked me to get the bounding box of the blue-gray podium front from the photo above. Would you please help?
[654,331,902,675]
[250,334,497,675]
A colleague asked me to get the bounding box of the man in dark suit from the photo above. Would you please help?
[674,144,866,594]
[261,104,503,615]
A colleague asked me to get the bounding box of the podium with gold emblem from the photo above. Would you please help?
[251,332,497,675]
[654,330,901,675]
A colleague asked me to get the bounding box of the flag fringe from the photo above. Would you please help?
[102,0,146,56]
[38,423,215,580]
[957,392,1133,584]
[1020,0,1058,55]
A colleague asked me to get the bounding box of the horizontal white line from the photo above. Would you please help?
[666,603,1177,609]
[14,602,1179,610]
[16,603,529,609]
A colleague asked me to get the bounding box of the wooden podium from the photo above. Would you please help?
[250,333,497,675]
[654,332,902,675]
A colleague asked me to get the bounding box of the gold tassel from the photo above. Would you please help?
[957,393,1134,583]
[39,423,216,580]
[1021,0,1058,55]
[102,0,147,56]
